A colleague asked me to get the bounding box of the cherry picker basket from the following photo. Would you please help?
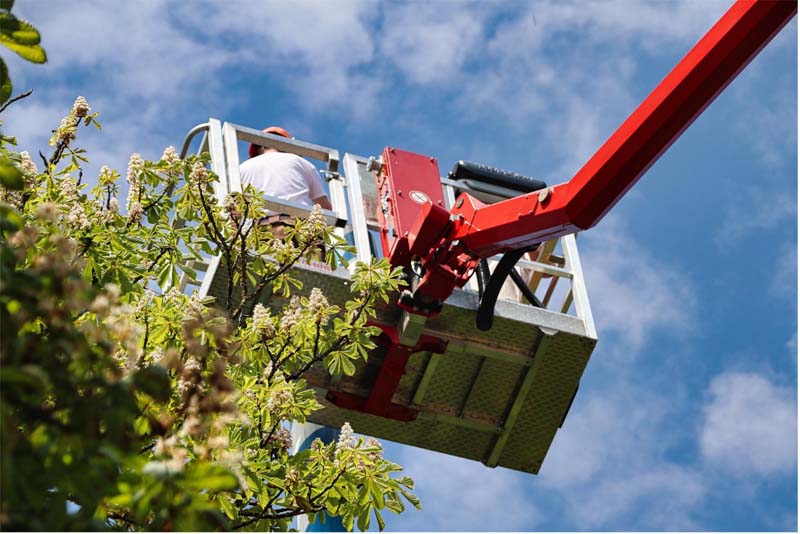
[183,120,597,474]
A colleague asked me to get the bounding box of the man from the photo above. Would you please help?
[239,126,332,241]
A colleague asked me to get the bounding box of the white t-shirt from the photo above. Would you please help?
[239,151,326,207]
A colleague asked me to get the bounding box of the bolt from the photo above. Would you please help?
[367,156,383,173]
[538,188,550,203]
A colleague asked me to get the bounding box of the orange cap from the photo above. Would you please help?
[249,126,291,158]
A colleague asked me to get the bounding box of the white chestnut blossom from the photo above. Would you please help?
[55,116,77,143]
[189,161,209,184]
[223,194,240,220]
[127,201,143,224]
[269,428,292,451]
[71,96,90,118]
[251,304,275,339]
[8,225,38,254]
[179,415,202,437]
[59,175,78,199]
[207,434,229,451]
[149,347,165,366]
[308,287,330,325]
[19,151,38,176]
[335,421,355,453]
[279,296,302,330]
[266,388,292,414]
[34,202,58,222]
[364,437,383,462]
[66,203,90,230]
[186,291,204,317]
[98,165,114,186]
[126,153,144,211]
[308,203,325,227]
[161,145,179,165]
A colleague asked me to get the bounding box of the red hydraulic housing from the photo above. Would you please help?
[378,0,796,312]
[327,0,796,421]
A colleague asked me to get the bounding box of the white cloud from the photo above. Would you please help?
[12,0,232,104]
[714,187,796,250]
[769,240,798,304]
[787,333,798,368]
[700,371,796,477]
[580,216,697,356]
[441,0,731,178]
[573,465,705,530]
[538,382,705,530]
[391,449,539,531]
[173,0,382,118]
[378,4,485,86]
[5,0,236,181]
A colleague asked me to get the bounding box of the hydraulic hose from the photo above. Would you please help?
[475,248,528,331]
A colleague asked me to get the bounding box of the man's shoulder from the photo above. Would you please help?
[241,152,318,175]
[275,152,318,174]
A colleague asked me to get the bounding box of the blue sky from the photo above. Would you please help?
[3,0,797,531]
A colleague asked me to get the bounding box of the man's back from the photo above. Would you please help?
[240,151,325,207]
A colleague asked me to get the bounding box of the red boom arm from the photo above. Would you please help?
[449,0,796,256]
[394,0,796,308]
[328,0,795,422]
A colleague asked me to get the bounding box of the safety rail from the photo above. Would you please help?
[179,120,595,342]
[178,119,350,294]
[177,120,598,474]
[343,152,595,336]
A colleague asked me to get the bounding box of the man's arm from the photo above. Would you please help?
[314,195,332,210]
[302,160,333,211]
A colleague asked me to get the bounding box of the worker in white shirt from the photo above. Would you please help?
[239,126,332,241]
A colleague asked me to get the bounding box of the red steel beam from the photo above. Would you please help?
[452,0,796,256]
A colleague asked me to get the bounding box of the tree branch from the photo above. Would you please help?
[0,89,33,115]
[132,246,171,284]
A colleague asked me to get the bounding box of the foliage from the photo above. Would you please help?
[0,0,47,106]
[0,97,418,531]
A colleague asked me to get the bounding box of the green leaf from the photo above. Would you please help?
[399,487,421,510]
[342,355,356,376]
[357,509,371,531]
[0,17,46,63]
[369,480,385,508]
[0,57,10,104]
[396,476,414,489]
[0,159,24,190]
[374,509,386,532]
[342,513,354,532]
[218,495,237,520]
[0,14,40,45]
[183,463,240,492]
[0,1,14,12]
[131,365,171,403]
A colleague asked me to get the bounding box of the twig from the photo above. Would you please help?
[233,506,322,530]
[311,468,346,502]
[232,237,315,323]
[0,89,33,115]
[132,246,171,284]
[286,293,372,381]
[137,313,150,368]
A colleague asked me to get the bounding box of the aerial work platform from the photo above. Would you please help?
[178,0,795,478]
[181,120,597,474]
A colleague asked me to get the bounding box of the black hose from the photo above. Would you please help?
[508,268,544,308]
[475,258,491,297]
[476,249,527,331]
